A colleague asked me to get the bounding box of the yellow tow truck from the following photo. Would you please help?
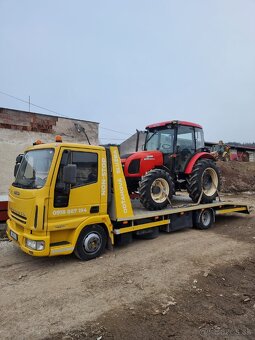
[7,138,249,260]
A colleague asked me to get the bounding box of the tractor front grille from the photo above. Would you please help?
[128,159,140,174]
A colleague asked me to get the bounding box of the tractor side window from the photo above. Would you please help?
[176,126,195,153]
[195,128,204,150]
[72,152,98,187]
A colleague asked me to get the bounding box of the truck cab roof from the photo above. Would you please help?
[26,142,106,152]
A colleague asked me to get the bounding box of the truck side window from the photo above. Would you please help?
[72,152,98,187]
[54,151,98,208]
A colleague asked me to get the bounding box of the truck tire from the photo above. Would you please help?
[193,208,214,229]
[187,159,221,203]
[139,169,175,210]
[74,225,107,261]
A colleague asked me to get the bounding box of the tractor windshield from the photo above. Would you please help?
[145,128,175,153]
[13,149,54,189]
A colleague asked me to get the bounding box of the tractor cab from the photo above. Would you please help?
[144,121,205,173]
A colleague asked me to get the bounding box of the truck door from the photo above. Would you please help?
[47,148,103,231]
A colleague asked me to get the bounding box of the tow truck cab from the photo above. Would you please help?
[7,142,113,257]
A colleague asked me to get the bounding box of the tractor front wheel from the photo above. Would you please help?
[139,169,175,210]
[187,159,221,203]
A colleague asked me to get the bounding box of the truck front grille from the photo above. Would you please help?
[11,210,27,225]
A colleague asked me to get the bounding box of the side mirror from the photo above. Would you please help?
[14,154,24,177]
[14,164,20,177]
[63,164,77,185]
[16,154,24,163]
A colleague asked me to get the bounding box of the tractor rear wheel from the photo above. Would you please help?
[139,169,175,210]
[187,159,221,203]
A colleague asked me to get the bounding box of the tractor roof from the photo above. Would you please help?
[146,120,202,130]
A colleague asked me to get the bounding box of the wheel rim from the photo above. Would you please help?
[201,210,211,227]
[83,232,102,254]
[150,178,169,203]
[202,168,218,196]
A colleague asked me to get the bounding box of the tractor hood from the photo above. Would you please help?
[120,152,135,164]
[122,150,164,177]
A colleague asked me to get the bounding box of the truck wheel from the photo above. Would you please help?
[139,169,175,210]
[187,159,221,203]
[193,208,214,229]
[74,225,107,261]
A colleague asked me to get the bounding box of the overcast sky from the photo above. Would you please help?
[1,0,255,144]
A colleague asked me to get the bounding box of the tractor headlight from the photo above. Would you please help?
[26,238,45,251]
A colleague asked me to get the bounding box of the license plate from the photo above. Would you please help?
[10,230,18,241]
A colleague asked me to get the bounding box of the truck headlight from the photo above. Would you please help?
[25,239,45,251]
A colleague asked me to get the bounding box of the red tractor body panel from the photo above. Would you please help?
[184,152,215,174]
[123,151,164,178]
[146,120,202,130]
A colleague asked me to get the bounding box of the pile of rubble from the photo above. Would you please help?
[218,161,255,193]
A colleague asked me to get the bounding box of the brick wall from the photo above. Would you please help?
[0,108,58,132]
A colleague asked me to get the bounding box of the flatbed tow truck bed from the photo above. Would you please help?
[121,198,249,220]
[111,195,250,237]
[104,147,250,238]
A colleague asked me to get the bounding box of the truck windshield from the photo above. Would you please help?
[145,128,175,153]
[13,149,54,189]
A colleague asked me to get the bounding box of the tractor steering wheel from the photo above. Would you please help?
[161,144,172,150]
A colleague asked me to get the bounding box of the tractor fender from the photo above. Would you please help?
[184,152,215,175]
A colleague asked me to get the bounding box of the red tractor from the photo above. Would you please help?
[121,120,221,210]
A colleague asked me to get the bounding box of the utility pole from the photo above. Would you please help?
[29,96,31,112]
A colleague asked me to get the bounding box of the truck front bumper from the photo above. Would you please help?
[6,219,50,257]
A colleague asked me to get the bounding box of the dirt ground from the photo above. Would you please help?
[0,192,254,340]
[218,160,255,193]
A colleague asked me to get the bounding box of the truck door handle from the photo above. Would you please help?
[90,206,99,213]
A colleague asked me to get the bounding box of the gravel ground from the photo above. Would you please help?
[0,193,254,339]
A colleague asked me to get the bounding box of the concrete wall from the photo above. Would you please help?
[0,108,99,195]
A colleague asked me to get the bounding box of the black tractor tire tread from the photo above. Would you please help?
[187,159,221,203]
[139,169,175,211]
